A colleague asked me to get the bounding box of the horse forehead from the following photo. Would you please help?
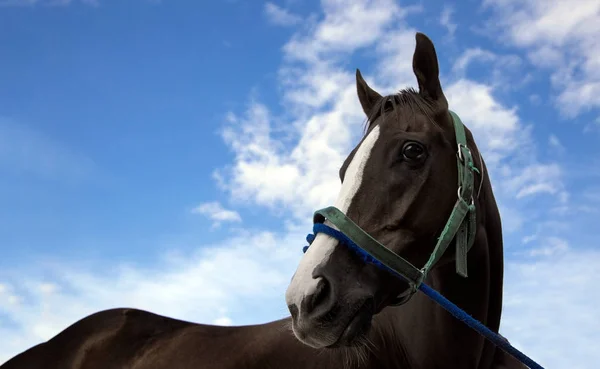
[380,110,440,133]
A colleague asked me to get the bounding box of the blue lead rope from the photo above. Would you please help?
[304,224,390,270]
[304,223,544,369]
[418,284,543,369]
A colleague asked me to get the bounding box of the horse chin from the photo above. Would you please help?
[326,309,373,348]
[325,299,374,348]
[291,298,375,349]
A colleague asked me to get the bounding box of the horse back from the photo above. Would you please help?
[0,308,196,369]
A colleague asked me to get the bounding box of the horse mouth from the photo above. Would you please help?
[326,299,374,348]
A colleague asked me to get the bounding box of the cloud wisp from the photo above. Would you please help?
[264,2,302,27]
[484,0,600,118]
[0,229,302,364]
[0,0,98,6]
[191,201,242,228]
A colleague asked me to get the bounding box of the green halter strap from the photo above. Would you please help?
[422,111,478,278]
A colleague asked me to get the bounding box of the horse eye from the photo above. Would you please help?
[402,142,426,161]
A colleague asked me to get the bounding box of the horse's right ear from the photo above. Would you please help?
[412,32,448,110]
[356,69,383,118]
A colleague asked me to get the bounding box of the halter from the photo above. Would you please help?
[301,111,545,369]
[303,110,478,291]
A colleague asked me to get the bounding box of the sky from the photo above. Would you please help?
[0,0,599,367]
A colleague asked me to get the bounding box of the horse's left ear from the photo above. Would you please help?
[356,69,383,118]
[412,33,448,110]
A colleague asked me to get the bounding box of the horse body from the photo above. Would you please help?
[0,308,401,369]
[2,32,530,369]
[2,309,311,369]
[2,306,523,369]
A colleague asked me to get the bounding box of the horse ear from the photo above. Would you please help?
[356,69,383,117]
[412,33,448,110]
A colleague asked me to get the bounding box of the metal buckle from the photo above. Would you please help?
[457,185,464,200]
[457,143,468,162]
[457,186,475,207]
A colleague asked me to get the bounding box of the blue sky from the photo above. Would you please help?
[1,0,599,368]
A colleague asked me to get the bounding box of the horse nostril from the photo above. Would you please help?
[303,277,332,316]
[288,303,299,320]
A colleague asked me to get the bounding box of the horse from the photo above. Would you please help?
[1,32,527,369]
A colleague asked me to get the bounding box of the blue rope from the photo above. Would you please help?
[305,224,389,270]
[304,223,544,369]
[417,284,543,369]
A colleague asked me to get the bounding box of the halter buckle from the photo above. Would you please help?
[457,143,468,162]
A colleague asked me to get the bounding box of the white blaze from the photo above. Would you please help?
[285,125,381,308]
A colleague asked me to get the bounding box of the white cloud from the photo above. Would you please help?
[583,187,600,202]
[529,94,542,105]
[281,0,404,64]
[0,229,302,364]
[497,204,524,233]
[451,47,526,90]
[0,283,21,307]
[528,236,569,256]
[452,48,497,75]
[372,26,419,87]
[583,116,600,133]
[38,283,59,295]
[212,316,233,326]
[264,2,302,26]
[485,0,600,117]
[503,163,564,199]
[548,134,565,154]
[439,6,457,39]
[445,80,522,165]
[0,0,96,6]
[443,80,567,206]
[191,201,242,228]
[501,249,600,369]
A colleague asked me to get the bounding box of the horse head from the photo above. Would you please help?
[285,33,486,351]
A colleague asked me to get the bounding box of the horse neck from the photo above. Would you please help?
[369,159,505,369]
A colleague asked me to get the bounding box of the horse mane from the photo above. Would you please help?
[363,87,438,135]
